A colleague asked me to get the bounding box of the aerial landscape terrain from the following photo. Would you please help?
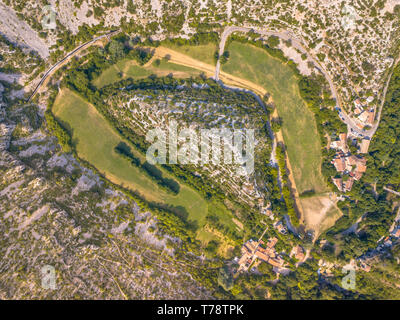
[1,0,400,300]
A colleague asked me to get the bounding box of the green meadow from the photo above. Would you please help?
[222,41,328,194]
[52,88,238,242]
[161,42,218,66]
[93,58,202,88]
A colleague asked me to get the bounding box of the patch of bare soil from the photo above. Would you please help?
[301,193,342,237]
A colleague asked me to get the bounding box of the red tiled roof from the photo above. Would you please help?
[367,111,374,125]
[334,157,345,172]
[344,178,354,191]
[332,177,343,191]
[356,163,367,173]
[255,251,270,262]
[267,237,278,248]
[354,171,363,180]
[359,139,370,154]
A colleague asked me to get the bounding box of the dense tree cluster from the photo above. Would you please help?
[114,141,180,195]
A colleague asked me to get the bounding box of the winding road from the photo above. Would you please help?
[27,25,398,225]
[212,25,400,224]
[29,25,396,143]
[215,26,397,141]
[27,30,119,102]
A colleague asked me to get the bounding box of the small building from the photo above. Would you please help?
[354,98,362,108]
[359,138,371,154]
[366,96,374,103]
[356,159,367,173]
[347,155,358,166]
[237,238,281,272]
[332,177,343,192]
[343,177,354,192]
[291,245,305,261]
[267,237,278,248]
[358,260,371,272]
[274,220,287,234]
[332,156,346,172]
[367,111,375,125]
[391,228,400,238]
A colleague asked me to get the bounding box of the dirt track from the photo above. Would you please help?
[154,45,306,221]
[153,47,267,94]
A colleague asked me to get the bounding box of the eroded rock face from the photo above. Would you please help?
[0,101,211,300]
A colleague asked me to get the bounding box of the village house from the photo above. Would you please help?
[290,245,305,262]
[384,238,392,247]
[354,171,363,180]
[357,110,369,123]
[343,177,354,192]
[358,259,371,272]
[330,133,348,153]
[356,122,364,130]
[366,96,374,104]
[273,220,288,234]
[332,154,346,172]
[359,138,371,154]
[332,177,343,192]
[242,182,255,195]
[367,110,375,125]
[237,237,284,272]
[258,199,274,219]
[391,227,400,238]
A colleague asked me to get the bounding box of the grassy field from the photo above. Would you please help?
[222,41,328,194]
[161,43,217,66]
[52,88,238,244]
[93,58,202,88]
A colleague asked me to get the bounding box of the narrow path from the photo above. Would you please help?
[216,26,396,141]
[370,54,400,138]
[389,206,400,233]
[384,186,400,197]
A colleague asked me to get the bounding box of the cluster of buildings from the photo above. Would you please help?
[257,199,288,234]
[273,220,288,234]
[353,96,375,129]
[356,216,400,273]
[290,245,305,262]
[234,199,299,274]
[237,238,286,272]
[330,133,368,192]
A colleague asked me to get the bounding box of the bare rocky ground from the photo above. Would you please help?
[0,94,212,299]
[0,1,49,58]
